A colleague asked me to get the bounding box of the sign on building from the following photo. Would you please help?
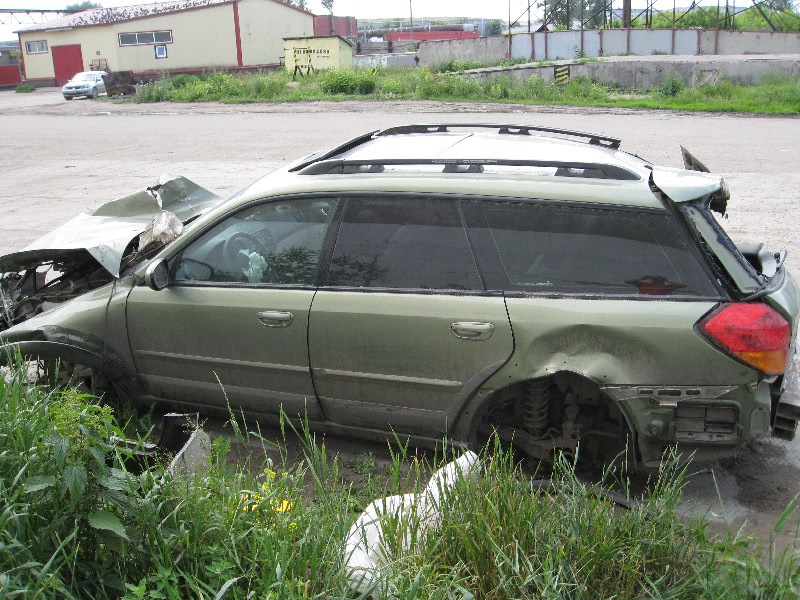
[283,36,353,77]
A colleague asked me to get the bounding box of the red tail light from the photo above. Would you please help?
[699,303,790,375]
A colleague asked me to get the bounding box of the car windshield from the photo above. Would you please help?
[72,73,96,81]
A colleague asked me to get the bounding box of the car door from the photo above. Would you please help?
[125,197,337,419]
[308,195,514,438]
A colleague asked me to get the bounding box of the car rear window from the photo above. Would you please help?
[463,200,720,297]
[325,196,483,291]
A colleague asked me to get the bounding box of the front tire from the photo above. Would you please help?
[40,359,119,405]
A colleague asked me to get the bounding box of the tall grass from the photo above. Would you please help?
[1,363,799,598]
[134,68,800,114]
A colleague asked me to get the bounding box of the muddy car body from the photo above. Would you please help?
[2,124,799,469]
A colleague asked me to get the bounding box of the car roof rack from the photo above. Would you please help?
[297,158,640,180]
[288,123,622,173]
[376,123,622,149]
[289,130,380,173]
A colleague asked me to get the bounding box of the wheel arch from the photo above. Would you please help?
[452,369,639,465]
[0,340,145,399]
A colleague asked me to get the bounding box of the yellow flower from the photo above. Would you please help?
[272,499,294,513]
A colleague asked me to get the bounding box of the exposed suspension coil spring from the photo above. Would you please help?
[523,379,550,438]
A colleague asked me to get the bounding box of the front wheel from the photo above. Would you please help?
[64,96,73,101]
[40,359,119,404]
[90,88,98,98]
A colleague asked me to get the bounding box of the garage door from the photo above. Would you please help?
[52,45,83,86]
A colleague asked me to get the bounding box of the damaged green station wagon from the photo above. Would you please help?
[2,124,799,469]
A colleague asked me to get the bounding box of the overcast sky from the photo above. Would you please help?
[1,0,720,42]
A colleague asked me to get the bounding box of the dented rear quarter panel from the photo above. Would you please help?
[453,296,765,452]
[499,297,754,386]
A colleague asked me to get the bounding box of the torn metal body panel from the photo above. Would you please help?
[0,176,222,332]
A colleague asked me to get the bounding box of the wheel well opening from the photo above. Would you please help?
[470,372,636,467]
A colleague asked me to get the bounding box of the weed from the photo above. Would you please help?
[15,83,35,93]
[3,362,800,597]
[659,74,685,97]
[132,67,800,114]
[321,68,378,95]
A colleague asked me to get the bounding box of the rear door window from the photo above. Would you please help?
[463,200,720,298]
[325,196,483,291]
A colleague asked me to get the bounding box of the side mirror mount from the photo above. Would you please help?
[144,258,170,291]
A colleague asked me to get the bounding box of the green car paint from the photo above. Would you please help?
[2,124,799,469]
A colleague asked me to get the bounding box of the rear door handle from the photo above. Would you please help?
[450,321,495,341]
[258,310,293,328]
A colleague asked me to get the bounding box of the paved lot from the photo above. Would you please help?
[3,87,800,550]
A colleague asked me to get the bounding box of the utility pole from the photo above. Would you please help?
[409,0,414,44]
[507,0,512,58]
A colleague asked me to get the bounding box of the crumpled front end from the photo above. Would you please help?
[0,175,222,333]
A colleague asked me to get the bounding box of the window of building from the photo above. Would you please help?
[154,45,167,59]
[25,40,48,54]
[118,31,173,46]
[325,196,483,291]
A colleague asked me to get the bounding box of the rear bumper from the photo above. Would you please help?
[772,351,800,440]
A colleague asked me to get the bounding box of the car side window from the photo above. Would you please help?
[325,196,483,291]
[463,200,719,297]
[174,198,337,285]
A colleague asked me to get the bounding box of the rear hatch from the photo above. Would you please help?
[653,151,800,438]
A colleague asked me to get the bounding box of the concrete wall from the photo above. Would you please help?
[468,54,800,89]
[354,53,417,68]
[417,29,800,67]
[417,35,508,66]
[699,29,800,55]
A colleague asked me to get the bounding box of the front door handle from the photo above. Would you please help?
[258,310,293,328]
[450,321,494,341]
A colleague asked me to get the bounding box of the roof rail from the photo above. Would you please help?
[297,158,639,180]
[376,123,622,149]
[288,123,623,174]
[288,129,379,173]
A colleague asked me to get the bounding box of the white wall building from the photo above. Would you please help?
[18,0,314,85]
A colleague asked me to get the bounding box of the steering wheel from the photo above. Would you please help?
[222,232,273,274]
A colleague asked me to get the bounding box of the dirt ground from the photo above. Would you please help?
[3,87,800,553]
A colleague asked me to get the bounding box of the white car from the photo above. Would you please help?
[62,71,106,100]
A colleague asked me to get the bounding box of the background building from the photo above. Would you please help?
[17,0,314,86]
[283,35,353,75]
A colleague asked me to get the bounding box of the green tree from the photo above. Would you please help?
[648,4,800,31]
[538,0,586,28]
[741,3,800,30]
[485,19,503,35]
[65,1,101,11]
[583,0,608,28]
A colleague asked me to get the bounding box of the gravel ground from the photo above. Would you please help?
[3,87,800,553]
